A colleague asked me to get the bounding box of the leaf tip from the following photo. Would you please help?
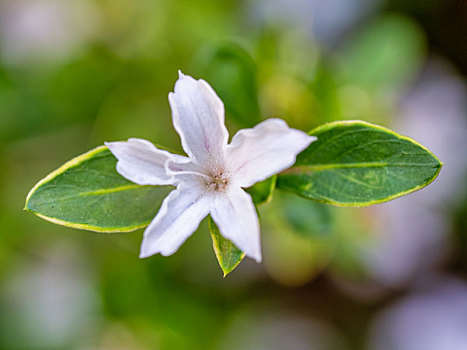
[222,265,236,277]
[23,198,32,212]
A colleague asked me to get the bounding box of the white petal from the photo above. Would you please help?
[210,188,262,262]
[166,157,210,185]
[169,71,228,166]
[226,119,316,188]
[105,138,188,185]
[139,183,210,258]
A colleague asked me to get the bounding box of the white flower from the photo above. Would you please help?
[105,72,316,262]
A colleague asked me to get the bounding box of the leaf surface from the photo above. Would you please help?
[208,218,245,277]
[277,120,442,206]
[245,176,276,205]
[25,146,171,232]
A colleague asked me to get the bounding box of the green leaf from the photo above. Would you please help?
[208,217,245,277]
[245,175,276,205]
[281,193,333,238]
[194,43,261,128]
[25,146,171,232]
[341,15,425,91]
[277,120,442,206]
[209,176,275,276]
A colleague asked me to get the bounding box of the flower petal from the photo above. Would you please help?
[169,71,228,166]
[139,183,210,258]
[210,188,261,262]
[166,158,210,185]
[226,119,316,188]
[105,138,188,186]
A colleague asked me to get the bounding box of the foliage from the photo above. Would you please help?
[0,2,459,347]
[25,119,441,274]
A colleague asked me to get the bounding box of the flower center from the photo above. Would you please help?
[205,171,230,192]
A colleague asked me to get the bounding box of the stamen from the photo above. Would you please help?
[203,170,230,193]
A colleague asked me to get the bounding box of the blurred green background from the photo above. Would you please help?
[1,0,466,349]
